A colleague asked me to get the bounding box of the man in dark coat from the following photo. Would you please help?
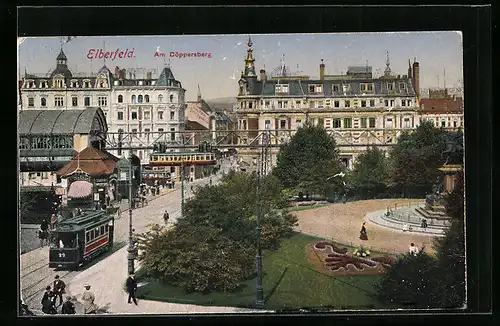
[126,273,138,305]
[40,219,49,232]
[61,296,76,314]
[163,211,169,225]
[41,286,57,314]
[53,275,66,306]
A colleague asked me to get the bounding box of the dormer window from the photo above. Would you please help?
[309,84,323,94]
[275,84,289,94]
[70,80,78,88]
[332,84,340,92]
[26,80,35,88]
[400,82,406,90]
[360,83,374,92]
[40,80,48,88]
[387,82,395,91]
[83,80,91,88]
[53,79,64,88]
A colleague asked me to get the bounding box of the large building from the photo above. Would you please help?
[235,37,423,172]
[419,89,463,129]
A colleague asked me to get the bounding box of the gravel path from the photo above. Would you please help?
[293,199,438,255]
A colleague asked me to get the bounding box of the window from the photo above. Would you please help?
[131,95,136,103]
[138,95,143,103]
[295,100,301,107]
[158,111,164,120]
[400,82,406,90]
[158,94,163,102]
[144,128,150,136]
[401,99,406,107]
[360,83,374,92]
[158,128,164,132]
[275,84,289,94]
[453,120,458,128]
[170,111,175,119]
[40,98,46,107]
[28,97,34,107]
[117,112,124,120]
[296,119,303,128]
[369,100,375,107]
[309,84,323,93]
[403,117,411,128]
[441,120,446,128]
[54,96,64,107]
[384,99,389,107]
[131,129,137,136]
[84,97,90,106]
[265,101,270,108]
[144,111,150,120]
[343,118,352,128]
[118,95,123,103]
[131,112,138,120]
[280,120,286,129]
[84,81,90,88]
[324,119,332,129]
[71,81,78,88]
[333,84,340,92]
[41,81,48,88]
[72,97,78,107]
[265,120,271,130]
[386,118,393,128]
[332,118,341,128]
[387,83,394,91]
[278,101,287,109]
[145,95,150,103]
[170,94,174,102]
[334,100,340,108]
[98,96,107,106]
[369,117,376,128]
[361,100,367,108]
[360,117,367,128]
[170,127,175,141]
[345,100,350,108]
[407,99,412,106]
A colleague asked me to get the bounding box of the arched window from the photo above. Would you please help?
[158,94,163,103]
[138,95,143,103]
[118,95,123,103]
[145,95,150,103]
[41,98,46,107]
[131,95,136,103]
[169,94,174,102]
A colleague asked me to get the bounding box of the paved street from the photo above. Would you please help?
[19,159,262,315]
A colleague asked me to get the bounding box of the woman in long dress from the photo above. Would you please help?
[360,222,368,240]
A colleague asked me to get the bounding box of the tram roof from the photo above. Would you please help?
[152,152,214,155]
[56,210,113,232]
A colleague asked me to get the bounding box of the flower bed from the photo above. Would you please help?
[325,255,378,271]
[353,247,371,258]
[313,242,348,254]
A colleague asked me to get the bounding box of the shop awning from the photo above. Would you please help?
[67,180,93,198]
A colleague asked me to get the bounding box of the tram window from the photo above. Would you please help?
[86,232,90,242]
[95,227,100,237]
[100,226,105,235]
[105,225,109,233]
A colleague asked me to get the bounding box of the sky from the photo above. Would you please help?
[18,32,463,101]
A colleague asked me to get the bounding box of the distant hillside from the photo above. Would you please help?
[205,97,237,111]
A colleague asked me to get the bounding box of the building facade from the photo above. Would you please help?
[235,37,423,173]
[20,48,113,117]
[419,89,464,129]
[108,66,187,164]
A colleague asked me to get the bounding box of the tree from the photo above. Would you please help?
[273,122,342,197]
[348,147,390,199]
[389,120,447,197]
[376,253,442,308]
[432,170,465,308]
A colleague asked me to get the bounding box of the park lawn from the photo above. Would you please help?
[135,233,384,310]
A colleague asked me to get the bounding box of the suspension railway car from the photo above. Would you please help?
[149,152,217,167]
[141,168,172,182]
[49,210,114,270]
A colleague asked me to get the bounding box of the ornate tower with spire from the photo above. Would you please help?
[384,51,391,76]
[243,36,256,77]
[407,58,413,79]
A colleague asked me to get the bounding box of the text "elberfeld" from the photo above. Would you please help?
[87,48,136,60]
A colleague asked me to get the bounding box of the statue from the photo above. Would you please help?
[442,131,464,165]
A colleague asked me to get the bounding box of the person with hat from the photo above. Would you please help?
[126,273,138,305]
[61,296,76,314]
[41,286,57,314]
[53,275,66,307]
[81,284,97,314]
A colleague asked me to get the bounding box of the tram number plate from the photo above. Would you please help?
[58,253,66,258]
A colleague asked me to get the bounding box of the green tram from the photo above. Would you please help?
[49,210,115,269]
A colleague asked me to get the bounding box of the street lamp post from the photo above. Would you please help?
[254,142,265,309]
[181,162,185,216]
[127,142,135,275]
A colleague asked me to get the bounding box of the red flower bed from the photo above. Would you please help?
[313,242,348,255]
[371,256,397,267]
[325,255,377,271]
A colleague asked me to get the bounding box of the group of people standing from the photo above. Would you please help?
[40,275,75,315]
[37,213,64,247]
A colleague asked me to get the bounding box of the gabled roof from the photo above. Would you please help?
[57,146,118,177]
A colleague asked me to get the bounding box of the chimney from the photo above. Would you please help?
[319,59,325,81]
[260,69,266,82]
[146,71,152,80]
[407,59,412,79]
[412,59,420,99]
[114,66,120,78]
[120,69,126,80]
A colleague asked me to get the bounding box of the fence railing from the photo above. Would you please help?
[384,202,450,227]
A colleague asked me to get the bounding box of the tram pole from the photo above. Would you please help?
[255,146,264,309]
[127,141,135,275]
[181,162,185,216]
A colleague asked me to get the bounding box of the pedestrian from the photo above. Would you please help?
[61,296,76,315]
[106,195,110,207]
[421,218,428,231]
[50,214,57,230]
[409,243,419,256]
[40,219,49,233]
[359,222,368,241]
[41,286,57,314]
[126,273,138,305]
[163,211,169,225]
[37,229,47,247]
[53,275,66,307]
[81,284,97,314]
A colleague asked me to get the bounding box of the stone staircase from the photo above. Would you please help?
[415,206,450,220]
